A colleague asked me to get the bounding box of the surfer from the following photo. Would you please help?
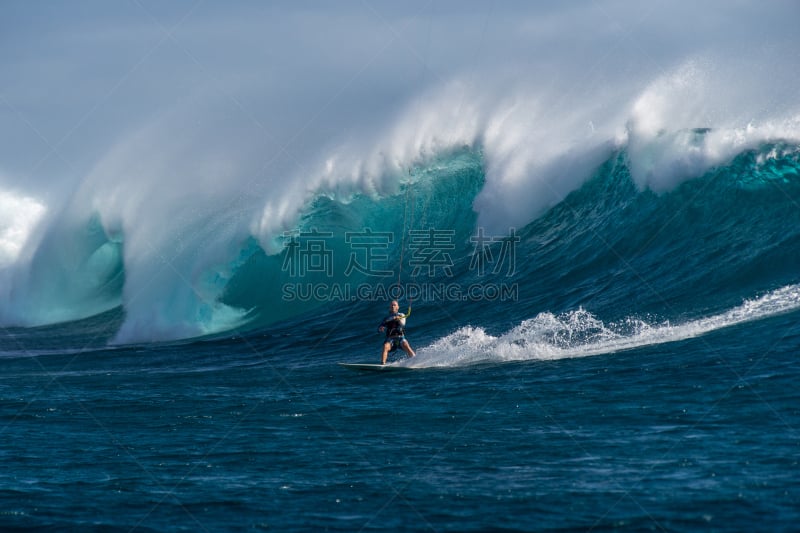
[378,300,415,364]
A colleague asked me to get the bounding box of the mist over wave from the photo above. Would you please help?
[1,1,799,343]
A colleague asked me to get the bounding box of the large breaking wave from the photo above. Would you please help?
[1,2,799,345]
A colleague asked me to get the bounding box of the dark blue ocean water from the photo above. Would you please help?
[2,144,800,531]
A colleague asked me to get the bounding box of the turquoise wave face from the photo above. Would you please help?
[6,212,125,326]
[218,142,800,337]
[490,143,800,328]
[3,142,799,344]
[221,149,486,328]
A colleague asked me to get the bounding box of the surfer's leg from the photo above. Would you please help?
[381,341,391,365]
[401,339,415,357]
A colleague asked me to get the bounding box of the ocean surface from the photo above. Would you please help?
[2,142,800,531]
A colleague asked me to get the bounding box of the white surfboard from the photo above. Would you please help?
[338,362,413,372]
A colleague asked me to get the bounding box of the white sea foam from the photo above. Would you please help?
[0,187,47,323]
[0,188,46,269]
[408,284,800,368]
